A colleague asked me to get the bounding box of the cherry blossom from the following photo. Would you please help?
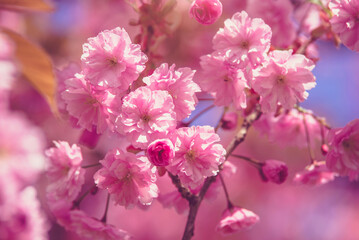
[252,50,316,113]
[82,27,147,89]
[94,149,158,208]
[213,11,272,68]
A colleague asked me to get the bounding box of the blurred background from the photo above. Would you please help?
[2,0,359,239]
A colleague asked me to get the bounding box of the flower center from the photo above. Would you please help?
[185,150,196,162]
[277,75,286,84]
[142,114,151,123]
[107,57,118,66]
[240,41,249,49]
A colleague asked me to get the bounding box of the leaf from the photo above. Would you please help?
[0,0,54,12]
[1,27,58,114]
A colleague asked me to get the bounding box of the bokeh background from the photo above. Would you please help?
[2,0,359,239]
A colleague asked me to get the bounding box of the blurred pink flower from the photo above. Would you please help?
[147,138,174,167]
[213,11,272,68]
[260,159,288,184]
[329,0,359,52]
[167,126,226,189]
[246,0,295,48]
[82,27,147,89]
[252,50,316,113]
[55,62,81,113]
[0,187,49,240]
[143,63,200,121]
[294,161,337,186]
[62,73,114,134]
[189,0,223,25]
[45,141,85,203]
[221,112,238,130]
[94,149,158,208]
[115,86,176,149]
[0,111,45,186]
[326,119,359,180]
[254,109,323,148]
[158,191,188,214]
[197,51,249,109]
[58,210,130,240]
[216,206,259,235]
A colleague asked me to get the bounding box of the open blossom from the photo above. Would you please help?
[189,0,223,25]
[147,139,174,167]
[329,0,359,52]
[115,86,176,149]
[81,27,147,89]
[254,109,323,148]
[45,141,85,202]
[294,161,337,186]
[62,73,115,134]
[0,187,49,240]
[252,50,316,113]
[216,207,259,235]
[167,126,226,188]
[246,0,295,48]
[94,149,158,208]
[197,51,249,109]
[0,111,45,186]
[213,11,272,68]
[326,119,359,180]
[143,63,200,121]
[57,210,130,240]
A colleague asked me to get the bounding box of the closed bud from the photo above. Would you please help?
[189,0,223,25]
[260,160,288,184]
[221,112,238,130]
[147,139,174,167]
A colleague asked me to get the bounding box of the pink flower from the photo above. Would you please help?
[197,51,249,109]
[45,141,85,203]
[213,11,272,68]
[254,109,323,148]
[55,62,81,113]
[147,139,174,167]
[115,86,176,149]
[294,161,337,186]
[216,207,259,235]
[57,210,130,240]
[94,149,158,208]
[0,111,45,186]
[189,0,223,25]
[62,73,114,134]
[82,27,147,89]
[143,63,200,121]
[260,159,288,184]
[167,126,226,188]
[326,119,359,180]
[246,0,296,48]
[0,187,49,240]
[221,112,238,130]
[252,50,316,113]
[329,0,359,52]
[158,191,188,214]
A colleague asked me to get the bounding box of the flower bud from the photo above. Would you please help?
[221,112,238,130]
[260,160,288,184]
[147,139,174,167]
[216,206,259,235]
[189,0,223,25]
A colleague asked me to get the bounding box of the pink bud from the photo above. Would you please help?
[189,0,223,25]
[216,206,259,235]
[221,112,238,130]
[78,127,101,149]
[321,144,329,156]
[147,139,174,167]
[260,160,288,184]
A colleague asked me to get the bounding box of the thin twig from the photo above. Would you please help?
[302,113,315,164]
[218,173,233,209]
[82,163,101,169]
[185,104,215,126]
[101,194,111,223]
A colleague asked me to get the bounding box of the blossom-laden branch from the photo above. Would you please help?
[171,105,262,240]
